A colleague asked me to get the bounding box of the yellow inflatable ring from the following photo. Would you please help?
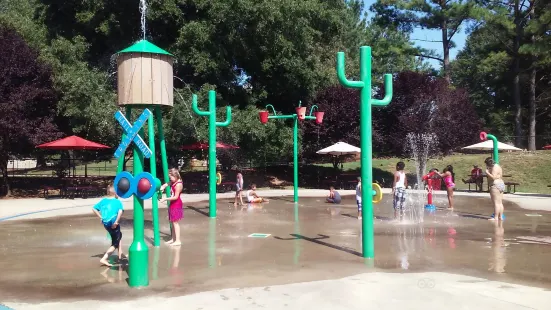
[372,183,383,204]
[216,172,222,185]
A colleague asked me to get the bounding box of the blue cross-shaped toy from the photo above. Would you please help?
[114,109,152,159]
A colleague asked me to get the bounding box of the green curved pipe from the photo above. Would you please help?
[265,104,277,116]
[486,133,499,164]
[372,74,393,106]
[308,105,319,116]
[337,52,364,89]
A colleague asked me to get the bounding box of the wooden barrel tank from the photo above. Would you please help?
[116,40,174,107]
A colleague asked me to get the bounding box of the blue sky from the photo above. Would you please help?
[363,0,468,68]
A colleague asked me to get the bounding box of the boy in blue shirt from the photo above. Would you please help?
[93,184,124,267]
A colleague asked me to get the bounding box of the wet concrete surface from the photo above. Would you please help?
[1,194,551,303]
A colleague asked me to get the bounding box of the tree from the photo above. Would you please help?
[521,0,551,150]
[302,85,361,164]
[0,0,119,147]
[303,72,481,165]
[476,0,531,147]
[374,71,481,156]
[37,0,368,113]
[453,0,551,149]
[451,24,513,138]
[371,0,481,81]
[0,24,60,196]
[164,85,295,167]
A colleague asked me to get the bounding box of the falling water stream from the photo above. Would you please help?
[140,0,148,40]
[173,76,201,140]
[404,133,438,223]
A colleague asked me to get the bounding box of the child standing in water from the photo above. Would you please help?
[159,168,183,246]
[356,177,362,219]
[234,171,244,207]
[485,157,505,221]
[439,165,455,210]
[93,183,124,267]
[392,161,408,218]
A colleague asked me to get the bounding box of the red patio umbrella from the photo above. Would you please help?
[37,135,110,177]
[37,135,110,150]
[181,141,240,150]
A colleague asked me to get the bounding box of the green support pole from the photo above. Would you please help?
[155,108,171,235]
[192,90,232,218]
[293,203,300,265]
[152,246,160,280]
[128,131,149,287]
[207,91,217,217]
[116,107,132,173]
[337,46,393,259]
[148,113,160,247]
[293,117,299,202]
[486,134,499,164]
[209,218,216,268]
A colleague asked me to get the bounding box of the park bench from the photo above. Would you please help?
[464,179,484,192]
[63,186,79,199]
[504,182,520,194]
[79,186,104,198]
[61,186,103,199]
[321,179,337,189]
[42,186,58,198]
[346,180,358,190]
[219,182,235,193]
[186,182,202,194]
[464,179,477,191]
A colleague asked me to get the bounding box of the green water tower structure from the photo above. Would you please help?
[113,39,175,287]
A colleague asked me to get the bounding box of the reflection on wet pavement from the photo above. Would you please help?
[0,195,550,303]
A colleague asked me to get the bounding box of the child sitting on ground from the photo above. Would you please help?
[246,184,269,203]
[326,186,341,204]
[92,183,124,267]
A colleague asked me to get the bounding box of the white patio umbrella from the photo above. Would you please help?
[316,142,361,155]
[462,140,522,151]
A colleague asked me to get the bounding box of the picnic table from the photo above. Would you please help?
[462,174,517,192]
[464,174,484,192]
[482,174,515,192]
[42,177,105,199]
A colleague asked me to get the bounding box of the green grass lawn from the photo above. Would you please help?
[325,151,551,194]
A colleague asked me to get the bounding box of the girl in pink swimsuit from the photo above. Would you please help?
[439,165,455,210]
[160,168,184,246]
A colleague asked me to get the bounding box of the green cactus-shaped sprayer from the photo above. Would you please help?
[336,46,393,259]
[192,90,232,218]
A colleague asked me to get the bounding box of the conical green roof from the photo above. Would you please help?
[117,39,173,56]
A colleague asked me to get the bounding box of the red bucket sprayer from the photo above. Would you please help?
[422,170,440,210]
